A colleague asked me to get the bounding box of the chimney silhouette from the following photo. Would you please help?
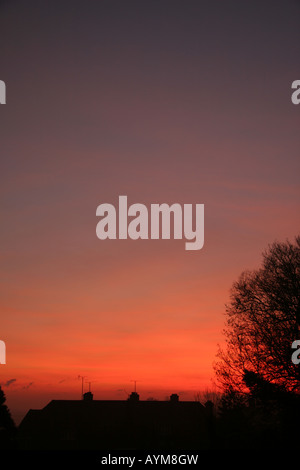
[83,391,93,401]
[170,393,179,403]
[128,392,139,403]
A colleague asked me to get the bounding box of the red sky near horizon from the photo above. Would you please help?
[0,0,299,424]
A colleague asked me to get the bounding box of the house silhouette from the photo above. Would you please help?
[18,392,214,450]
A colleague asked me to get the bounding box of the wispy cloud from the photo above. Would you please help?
[2,378,17,387]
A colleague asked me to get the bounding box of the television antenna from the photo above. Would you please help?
[78,375,87,399]
[130,380,140,393]
[87,381,96,393]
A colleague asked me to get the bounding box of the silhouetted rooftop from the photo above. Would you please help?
[18,395,211,450]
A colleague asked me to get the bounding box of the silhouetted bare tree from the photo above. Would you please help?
[214,236,300,393]
[194,387,221,413]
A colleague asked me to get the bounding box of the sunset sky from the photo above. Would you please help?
[0,0,299,424]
